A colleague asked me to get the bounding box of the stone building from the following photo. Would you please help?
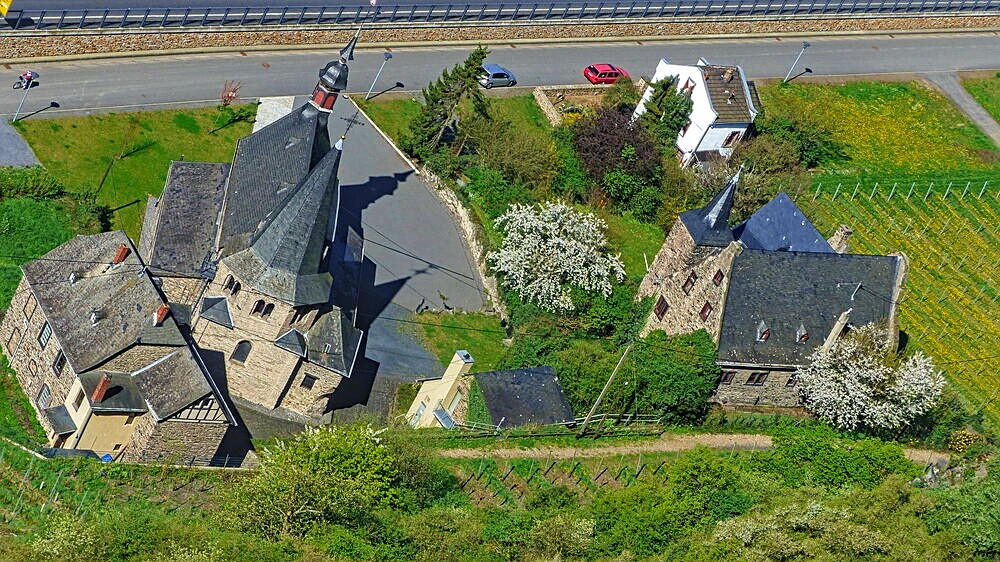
[0,232,235,462]
[638,172,907,410]
[137,37,365,422]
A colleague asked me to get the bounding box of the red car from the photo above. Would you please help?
[584,64,630,85]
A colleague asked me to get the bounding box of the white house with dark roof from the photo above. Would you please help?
[0,231,235,462]
[637,173,907,410]
[633,58,761,166]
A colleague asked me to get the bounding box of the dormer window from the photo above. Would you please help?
[699,302,713,321]
[796,324,809,344]
[713,270,724,286]
[756,321,770,343]
[682,272,697,295]
[681,78,696,95]
[654,296,669,321]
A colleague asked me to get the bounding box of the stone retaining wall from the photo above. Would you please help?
[4,16,998,59]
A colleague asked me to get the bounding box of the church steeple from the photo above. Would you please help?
[678,167,741,247]
[310,28,361,111]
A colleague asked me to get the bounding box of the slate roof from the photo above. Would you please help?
[20,232,185,373]
[132,347,214,420]
[274,328,308,357]
[717,249,901,367]
[199,296,234,329]
[701,65,755,123]
[139,162,229,277]
[304,309,363,375]
[733,193,834,253]
[222,140,343,306]
[679,170,738,247]
[43,405,77,435]
[474,367,576,428]
[218,103,331,255]
[79,372,149,414]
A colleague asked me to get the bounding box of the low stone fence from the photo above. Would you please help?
[4,15,999,60]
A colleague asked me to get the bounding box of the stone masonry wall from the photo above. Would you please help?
[4,16,998,59]
[712,366,802,408]
[121,415,228,464]
[1,278,75,439]
[277,362,343,419]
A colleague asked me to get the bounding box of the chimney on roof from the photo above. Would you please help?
[827,225,853,254]
[90,309,103,326]
[723,68,735,83]
[442,350,475,383]
[92,373,112,403]
[113,243,130,265]
[152,303,170,326]
[822,308,852,352]
[69,271,79,285]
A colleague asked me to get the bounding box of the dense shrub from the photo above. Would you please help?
[462,166,534,221]
[551,126,590,201]
[601,169,664,221]
[755,113,846,168]
[460,106,558,191]
[638,75,694,154]
[0,166,63,199]
[572,107,660,183]
[927,461,1000,558]
[601,78,641,112]
[626,329,719,424]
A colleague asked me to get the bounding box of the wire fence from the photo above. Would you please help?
[3,0,997,31]
[808,178,996,202]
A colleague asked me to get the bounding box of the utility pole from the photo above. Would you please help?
[11,70,38,123]
[783,42,810,83]
[578,341,634,437]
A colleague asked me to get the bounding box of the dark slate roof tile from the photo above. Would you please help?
[79,372,149,414]
[222,141,343,306]
[717,249,901,367]
[144,162,229,277]
[679,171,737,247]
[131,347,213,420]
[43,405,77,435]
[21,232,185,373]
[732,193,834,253]
[274,328,308,357]
[474,367,576,427]
[200,296,233,329]
[303,308,362,376]
[218,104,330,255]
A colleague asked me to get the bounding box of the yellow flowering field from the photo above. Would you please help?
[761,81,999,175]
[798,186,1000,426]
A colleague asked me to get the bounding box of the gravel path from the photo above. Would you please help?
[438,432,950,466]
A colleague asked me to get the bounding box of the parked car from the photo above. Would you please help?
[583,64,630,85]
[478,64,517,88]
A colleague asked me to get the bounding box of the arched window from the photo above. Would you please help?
[223,275,234,291]
[231,282,241,297]
[36,384,51,409]
[251,300,265,316]
[261,303,274,319]
[231,340,252,363]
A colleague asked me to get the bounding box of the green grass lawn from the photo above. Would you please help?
[415,311,507,372]
[14,107,254,239]
[963,75,1000,122]
[601,211,665,281]
[761,81,999,175]
[356,97,421,144]
[0,197,75,311]
[798,188,1000,426]
[0,356,45,448]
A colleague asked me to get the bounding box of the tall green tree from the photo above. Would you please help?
[402,46,490,161]
[639,75,694,153]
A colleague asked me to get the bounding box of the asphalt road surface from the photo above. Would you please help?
[1,34,998,118]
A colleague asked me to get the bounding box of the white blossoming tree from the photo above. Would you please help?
[487,201,625,313]
[797,323,944,432]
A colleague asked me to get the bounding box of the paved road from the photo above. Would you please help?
[2,34,999,118]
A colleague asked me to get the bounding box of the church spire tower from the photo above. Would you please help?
[311,28,361,111]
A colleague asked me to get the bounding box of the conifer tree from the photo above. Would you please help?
[639,75,694,153]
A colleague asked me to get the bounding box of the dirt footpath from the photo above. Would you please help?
[439,432,949,466]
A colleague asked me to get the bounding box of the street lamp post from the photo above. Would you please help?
[783,42,811,83]
[12,70,38,123]
[365,52,393,100]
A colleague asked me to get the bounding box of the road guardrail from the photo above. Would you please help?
[3,0,997,31]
